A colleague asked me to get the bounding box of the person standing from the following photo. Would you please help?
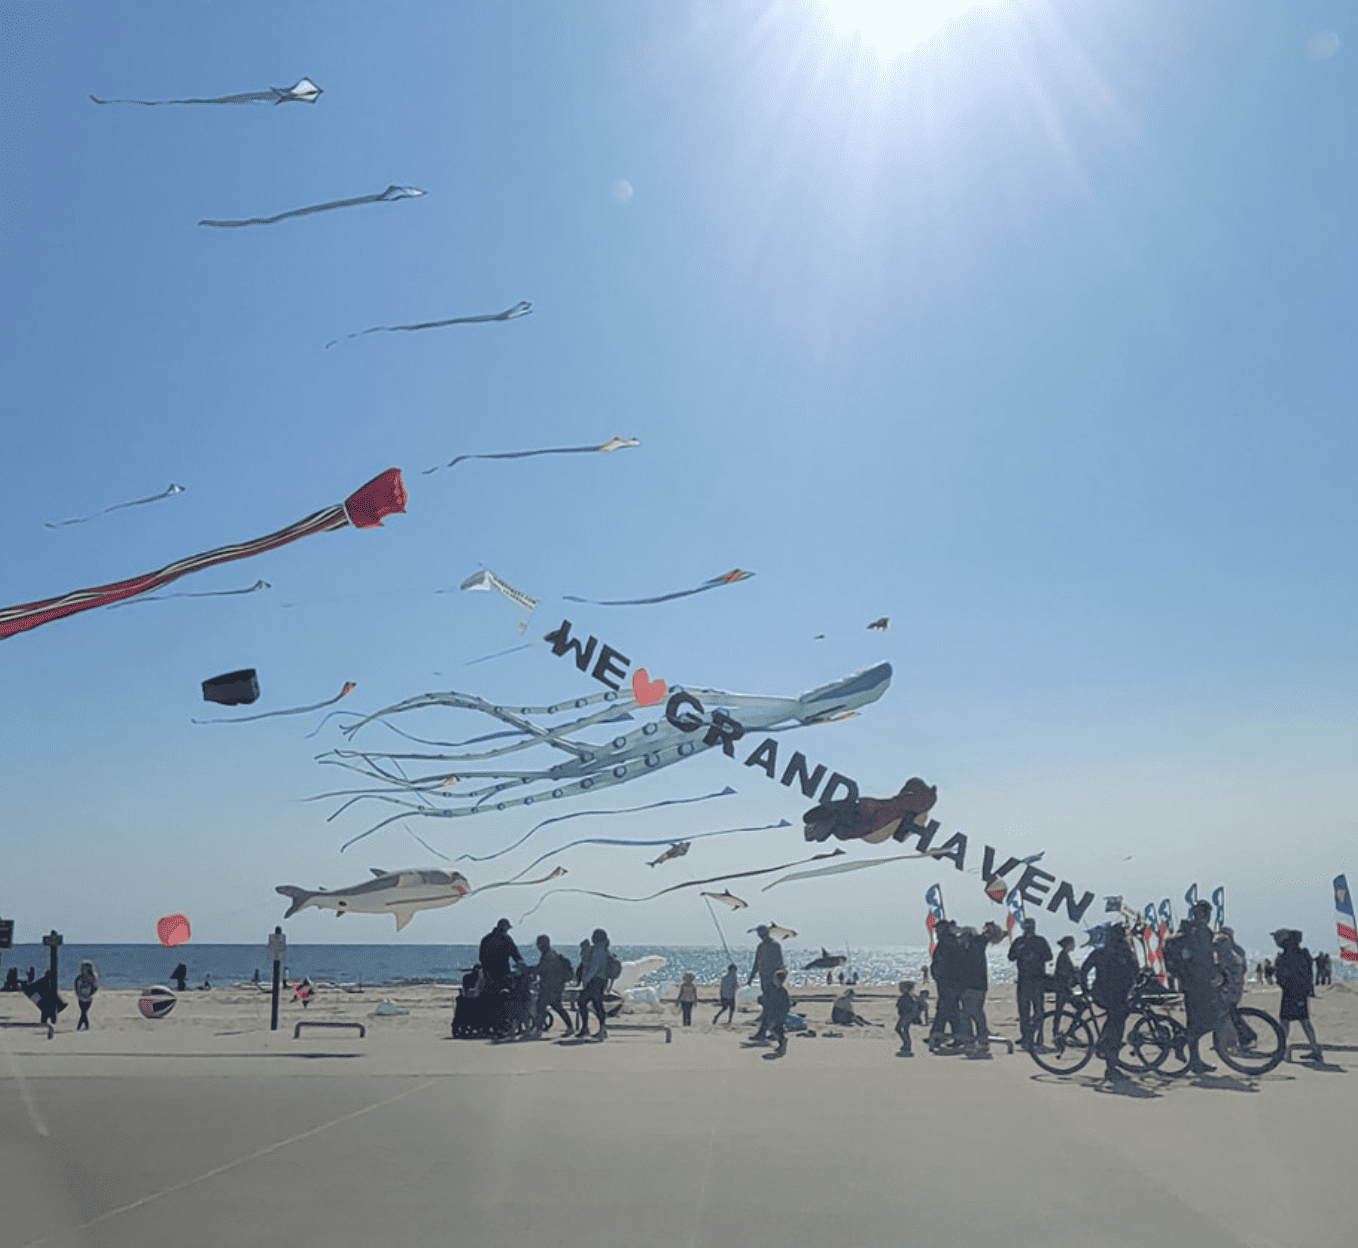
[747,925,785,1042]
[956,927,991,1057]
[676,973,698,1026]
[478,919,523,991]
[1052,936,1079,1031]
[170,962,188,992]
[1213,927,1253,1050]
[928,920,963,1052]
[1272,929,1323,1063]
[577,928,612,1041]
[73,960,99,1031]
[1166,902,1224,1074]
[1007,918,1053,1051]
[1263,958,1274,985]
[713,963,738,1025]
[1081,923,1139,1081]
[531,935,573,1035]
[762,968,792,1057]
[895,981,922,1055]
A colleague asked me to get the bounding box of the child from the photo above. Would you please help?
[713,963,738,1025]
[764,968,793,1057]
[895,980,921,1055]
[677,972,698,1026]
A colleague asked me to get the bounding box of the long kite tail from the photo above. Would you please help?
[1,469,404,641]
[563,569,754,607]
[106,579,270,609]
[422,436,639,475]
[326,302,531,349]
[192,681,357,725]
[45,482,186,528]
[200,185,423,228]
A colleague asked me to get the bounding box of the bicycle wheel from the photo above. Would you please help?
[1121,1010,1175,1073]
[1215,1006,1286,1075]
[1029,1009,1096,1075]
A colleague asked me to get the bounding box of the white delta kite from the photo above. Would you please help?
[277,868,470,931]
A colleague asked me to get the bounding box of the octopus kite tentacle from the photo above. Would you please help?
[200,185,424,228]
[326,302,531,349]
[45,483,185,528]
[193,681,357,725]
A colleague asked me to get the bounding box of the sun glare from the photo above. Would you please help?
[818,0,1005,60]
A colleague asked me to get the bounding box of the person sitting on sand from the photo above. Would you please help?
[831,988,873,1027]
[677,973,698,1026]
[895,981,922,1055]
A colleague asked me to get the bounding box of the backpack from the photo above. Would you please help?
[606,954,622,981]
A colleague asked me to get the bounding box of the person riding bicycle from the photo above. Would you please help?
[1081,923,1139,1081]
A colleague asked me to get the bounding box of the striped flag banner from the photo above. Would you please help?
[1335,874,1358,965]
[925,883,945,953]
[1005,886,1025,938]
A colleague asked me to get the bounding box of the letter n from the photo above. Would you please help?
[1045,882,1095,923]
[780,752,826,798]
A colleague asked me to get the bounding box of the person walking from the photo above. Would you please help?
[956,927,992,1057]
[747,925,785,1042]
[1007,918,1052,1051]
[895,981,922,1056]
[1081,923,1139,1081]
[677,973,698,1026]
[531,935,574,1036]
[577,928,612,1041]
[1272,929,1323,1063]
[713,963,738,1025]
[73,960,99,1031]
[762,968,793,1057]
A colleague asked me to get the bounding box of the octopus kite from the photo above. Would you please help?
[802,777,937,843]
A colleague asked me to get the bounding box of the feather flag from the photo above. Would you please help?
[1005,885,1025,938]
[1143,903,1166,985]
[1335,874,1358,965]
[925,883,946,953]
[1211,886,1226,929]
[1184,883,1199,910]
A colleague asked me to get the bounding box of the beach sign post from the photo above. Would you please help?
[268,927,286,1031]
[0,918,12,980]
[42,929,62,987]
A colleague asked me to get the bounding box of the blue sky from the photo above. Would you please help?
[2,0,1352,955]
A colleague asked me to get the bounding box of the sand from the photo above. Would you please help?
[2,978,1355,1248]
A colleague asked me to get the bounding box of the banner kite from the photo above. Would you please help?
[1,469,405,640]
[1336,874,1358,965]
[458,568,537,613]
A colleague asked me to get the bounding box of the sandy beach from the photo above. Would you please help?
[2,977,1354,1248]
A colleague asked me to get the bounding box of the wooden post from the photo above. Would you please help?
[268,927,286,1032]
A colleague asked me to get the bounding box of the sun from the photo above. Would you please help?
[816,0,1006,61]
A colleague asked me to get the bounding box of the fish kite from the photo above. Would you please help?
[45,482,184,528]
[200,185,424,228]
[648,842,690,868]
[700,890,748,910]
[108,579,271,609]
[423,436,639,476]
[564,568,753,607]
[327,301,531,349]
[315,663,891,848]
[1,468,405,640]
[803,949,848,970]
[91,78,321,106]
[277,867,471,932]
[194,681,357,725]
[458,568,537,614]
[751,924,797,942]
[802,778,937,844]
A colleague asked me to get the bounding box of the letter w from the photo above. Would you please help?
[544,619,597,673]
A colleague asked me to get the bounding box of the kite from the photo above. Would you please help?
[515,849,847,923]
[469,822,790,883]
[45,482,184,528]
[564,568,753,607]
[867,617,890,631]
[202,669,259,706]
[648,843,690,868]
[701,890,748,910]
[107,579,271,609]
[803,949,847,970]
[456,789,737,863]
[763,848,941,890]
[1,467,405,640]
[156,914,191,947]
[277,867,470,932]
[802,778,937,844]
[200,185,424,228]
[750,924,798,942]
[314,662,891,848]
[91,78,321,105]
[326,301,531,349]
[458,568,537,614]
[194,681,357,725]
[423,436,639,476]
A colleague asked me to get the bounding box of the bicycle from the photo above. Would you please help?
[1132,1002,1287,1077]
[1027,972,1187,1077]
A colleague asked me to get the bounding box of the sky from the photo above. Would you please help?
[1,0,1353,957]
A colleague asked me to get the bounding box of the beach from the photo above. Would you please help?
[3,978,1355,1248]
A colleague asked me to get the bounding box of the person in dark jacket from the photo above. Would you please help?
[927,921,963,1052]
[1166,901,1224,1073]
[1081,924,1139,1080]
[762,968,793,1057]
[478,918,523,991]
[531,935,573,1036]
[956,927,991,1057]
[1008,919,1053,1050]
[170,963,188,992]
[1052,936,1079,1032]
[1272,929,1323,1063]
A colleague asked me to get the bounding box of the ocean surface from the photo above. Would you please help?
[6,941,1345,993]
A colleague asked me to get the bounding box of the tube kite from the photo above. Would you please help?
[45,482,184,529]
[564,568,753,607]
[193,681,357,725]
[326,301,531,349]
[423,436,639,476]
[91,79,321,105]
[0,468,405,641]
[200,185,424,228]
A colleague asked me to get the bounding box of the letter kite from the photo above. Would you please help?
[0,469,405,640]
[200,185,423,228]
[91,79,322,106]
